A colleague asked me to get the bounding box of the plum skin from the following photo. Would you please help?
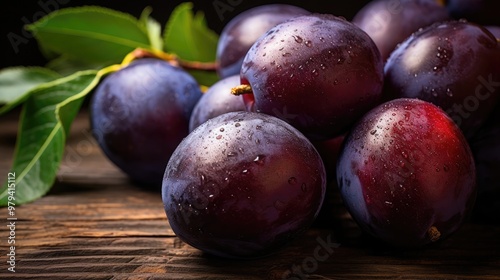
[216,4,309,78]
[240,14,384,141]
[383,20,500,140]
[163,111,326,259]
[90,58,202,185]
[352,0,450,61]
[188,75,245,132]
[337,98,476,247]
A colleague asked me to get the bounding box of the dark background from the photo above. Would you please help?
[1,0,372,69]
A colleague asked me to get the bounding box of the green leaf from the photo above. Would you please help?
[27,6,151,65]
[0,68,112,206]
[140,6,163,51]
[46,54,105,76]
[0,67,61,115]
[164,2,219,62]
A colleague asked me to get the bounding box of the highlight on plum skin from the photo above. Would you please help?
[336,98,477,248]
[163,111,326,259]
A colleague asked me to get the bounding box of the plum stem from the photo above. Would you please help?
[428,226,441,242]
[231,85,253,96]
[121,48,218,71]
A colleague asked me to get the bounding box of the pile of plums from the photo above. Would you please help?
[90,0,500,259]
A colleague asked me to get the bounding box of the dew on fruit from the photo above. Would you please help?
[253,155,265,165]
[446,88,453,97]
[90,58,202,185]
[401,151,408,159]
[240,14,384,140]
[288,177,297,185]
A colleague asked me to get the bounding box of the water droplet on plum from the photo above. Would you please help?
[293,35,303,43]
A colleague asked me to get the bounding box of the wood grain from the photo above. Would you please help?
[0,110,499,279]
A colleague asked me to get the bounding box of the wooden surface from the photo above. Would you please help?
[1,109,499,280]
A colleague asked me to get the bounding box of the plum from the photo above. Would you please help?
[189,75,245,132]
[162,111,326,258]
[216,4,309,78]
[352,0,450,61]
[90,58,202,186]
[337,98,476,247]
[239,14,384,140]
